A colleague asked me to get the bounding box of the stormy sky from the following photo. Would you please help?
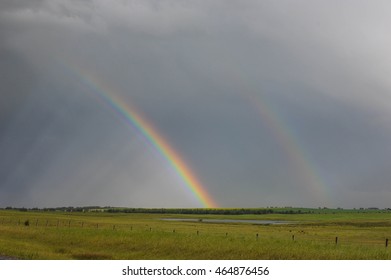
[1,0,391,208]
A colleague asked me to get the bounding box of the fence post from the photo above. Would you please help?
[197,230,199,236]
[256,233,259,240]
[292,235,295,241]
[386,238,389,248]
[335,236,338,245]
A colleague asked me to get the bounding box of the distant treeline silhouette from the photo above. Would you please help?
[2,206,390,215]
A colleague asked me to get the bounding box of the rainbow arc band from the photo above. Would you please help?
[70,68,217,208]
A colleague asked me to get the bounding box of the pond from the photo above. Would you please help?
[161,218,293,225]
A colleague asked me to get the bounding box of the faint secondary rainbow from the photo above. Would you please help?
[65,67,217,208]
[218,59,331,205]
[247,94,331,206]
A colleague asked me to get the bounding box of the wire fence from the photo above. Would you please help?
[1,216,389,249]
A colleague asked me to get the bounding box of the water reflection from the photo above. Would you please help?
[161,218,293,225]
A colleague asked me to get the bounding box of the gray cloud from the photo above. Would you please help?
[1,1,391,208]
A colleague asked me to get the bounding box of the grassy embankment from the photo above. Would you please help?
[0,209,390,259]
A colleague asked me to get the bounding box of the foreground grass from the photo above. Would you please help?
[0,210,390,259]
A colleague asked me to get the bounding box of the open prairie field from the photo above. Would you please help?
[0,209,390,260]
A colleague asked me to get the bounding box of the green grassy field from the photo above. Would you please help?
[0,209,390,259]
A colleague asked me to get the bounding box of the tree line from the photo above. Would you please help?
[1,206,390,215]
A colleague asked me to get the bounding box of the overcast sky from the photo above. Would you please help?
[1,0,391,208]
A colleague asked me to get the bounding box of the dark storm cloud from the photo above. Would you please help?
[1,0,391,208]
[0,49,36,130]
[0,0,45,15]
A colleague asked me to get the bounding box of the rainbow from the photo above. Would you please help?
[218,63,331,205]
[64,67,217,208]
[247,94,331,206]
